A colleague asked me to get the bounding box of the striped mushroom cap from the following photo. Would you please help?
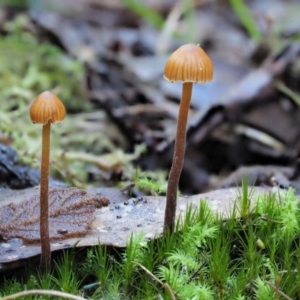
[164,44,213,83]
[30,91,66,125]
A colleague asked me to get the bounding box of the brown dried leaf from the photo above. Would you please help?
[0,187,109,243]
[0,186,271,271]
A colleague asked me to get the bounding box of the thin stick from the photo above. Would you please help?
[265,281,293,300]
[132,261,176,300]
[1,289,87,300]
[40,121,51,269]
[275,275,280,300]
[186,260,206,284]
[164,82,193,232]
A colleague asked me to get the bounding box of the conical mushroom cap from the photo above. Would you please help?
[164,44,213,83]
[30,91,66,125]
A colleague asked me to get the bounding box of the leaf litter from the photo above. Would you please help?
[0,187,109,243]
[0,185,270,271]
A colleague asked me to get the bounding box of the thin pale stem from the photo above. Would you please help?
[1,289,87,300]
[164,82,193,232]
[40,121,51,270]
[132,261,176,300]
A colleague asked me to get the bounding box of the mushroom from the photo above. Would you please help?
[163,44,213,232]
[30,91,66,269]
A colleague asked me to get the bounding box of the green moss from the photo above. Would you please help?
[0,14,87,111]
[0,14,145,187]
[2,185,300,299]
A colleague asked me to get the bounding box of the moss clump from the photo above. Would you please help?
[2,185,300,299]
[0,14,141,187]
[0,14,87,112]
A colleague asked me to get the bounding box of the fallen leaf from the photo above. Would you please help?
[0,187,109,243]
[0,186,271,271]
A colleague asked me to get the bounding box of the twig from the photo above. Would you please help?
[186,260,206,284]
[275,275,280,300]
[1,289,87,300]
[265,281,293,300]
[132,261,176,300]
[120,182,135,192]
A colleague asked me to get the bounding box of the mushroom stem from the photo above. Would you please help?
[40,121,51,269]
[164,82,193,232]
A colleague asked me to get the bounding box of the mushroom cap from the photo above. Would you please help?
[30,91,66,125]
[164,44,213,83]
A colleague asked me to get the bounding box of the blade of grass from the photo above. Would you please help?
[229,0,262,42]
[121,0,165,29]
[276,80,300,107]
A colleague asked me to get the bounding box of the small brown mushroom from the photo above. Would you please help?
[163,44,213,232]
[30,91,66,269]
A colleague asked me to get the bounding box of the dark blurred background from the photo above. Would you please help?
[0,0,300,194]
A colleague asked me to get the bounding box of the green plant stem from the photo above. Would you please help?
[40,121,51,270]
[164,82,192,232]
